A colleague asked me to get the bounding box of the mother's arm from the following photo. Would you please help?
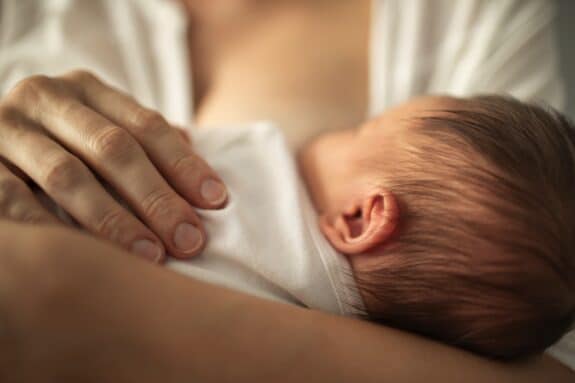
[1,222,572,382]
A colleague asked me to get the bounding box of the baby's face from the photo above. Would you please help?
[298,95,461,215]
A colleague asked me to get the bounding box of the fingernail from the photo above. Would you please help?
[131,240,164,263]
[174,223,203,254]
[200,178,227,205]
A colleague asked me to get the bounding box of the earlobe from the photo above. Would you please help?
[319,191,399,255]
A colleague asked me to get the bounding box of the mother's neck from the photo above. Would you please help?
[190,0,371,150]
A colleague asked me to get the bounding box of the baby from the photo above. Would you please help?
[168,95,575,360]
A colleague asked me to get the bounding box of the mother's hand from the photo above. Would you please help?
[0,70,227,262]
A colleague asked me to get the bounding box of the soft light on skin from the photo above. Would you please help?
[297,96,462,263]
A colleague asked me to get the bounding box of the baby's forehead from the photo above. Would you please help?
[375,96,464,122]
[402,95,464,112]
[366,96,469,140]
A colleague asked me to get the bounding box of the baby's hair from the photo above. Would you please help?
[356,95,575,359]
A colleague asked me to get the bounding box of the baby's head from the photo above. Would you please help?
[298,95,575,359]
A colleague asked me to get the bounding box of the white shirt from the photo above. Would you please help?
[168,123,361,316]
[368,0,565,115]
[0,0,572,370]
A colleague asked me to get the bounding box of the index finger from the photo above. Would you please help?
[62,71,228,209]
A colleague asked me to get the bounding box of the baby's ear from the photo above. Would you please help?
[319,191,399,254]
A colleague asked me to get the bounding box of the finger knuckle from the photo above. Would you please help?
[42,155,86,195]
[172,153,201,174]
[141,188,181,219]
[6,75,53,104]
[9,129,43,153]
[91,127,138,164]
[57,97,85,118]
[94,208,128,240]
[131,109,169,138]
[63,69,97,85]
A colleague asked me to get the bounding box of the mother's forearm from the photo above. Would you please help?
[1,223,333,382]
[0,222,572,382]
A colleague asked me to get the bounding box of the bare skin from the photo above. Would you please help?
[0,221,573,382]
[187,0,370,149]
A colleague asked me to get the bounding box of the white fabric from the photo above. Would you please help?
[167,123,361,316]
[0,0,193,126]
[0,0,573,369]
[369,0,565,115]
